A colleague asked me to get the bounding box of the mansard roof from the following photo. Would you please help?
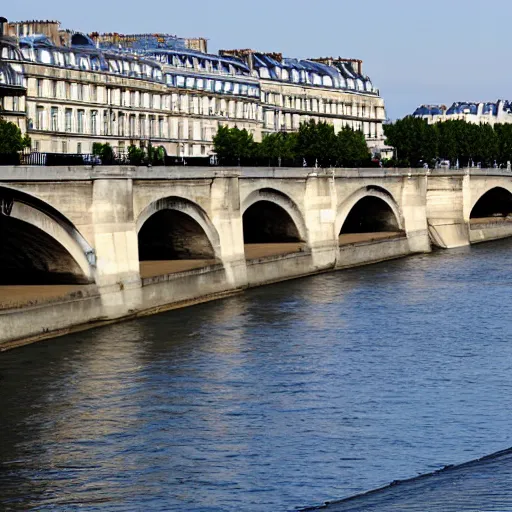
[0,36,25,94]
[413,101,512,117]
[225,51,378,94]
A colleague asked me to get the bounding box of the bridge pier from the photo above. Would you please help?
[426,174,470,249]
[209,175,248,289]
[304,173,339,271]
[90,179,143,318]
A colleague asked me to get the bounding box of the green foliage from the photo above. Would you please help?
[297,120,338,166]
[92,142,114,164]
[213,125,256,164]
[257,131,298,161]
[384,117,512,167]
[0,117,30,154]
[128,144,145,165]
[383,116,438,165]
[127,144,167,166]
[213,121,369,167]
[336,126,370,167]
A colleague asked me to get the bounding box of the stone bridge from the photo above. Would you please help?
[0,166,511,348]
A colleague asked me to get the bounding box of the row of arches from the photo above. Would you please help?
[0,185,404,287]
[3,185,510,289]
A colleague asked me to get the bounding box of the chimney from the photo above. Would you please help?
[0,17,7,38]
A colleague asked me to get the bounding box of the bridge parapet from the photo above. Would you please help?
[0,165,511,182]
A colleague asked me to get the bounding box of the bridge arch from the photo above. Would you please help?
[136,196,221,261]
[0,186,94,284]
[470,186,512,220]
[336,186,403,236]
[241,188,307,243]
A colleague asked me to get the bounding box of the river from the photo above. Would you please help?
[1,240,512,511]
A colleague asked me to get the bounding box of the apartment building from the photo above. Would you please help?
[0,18,388,157]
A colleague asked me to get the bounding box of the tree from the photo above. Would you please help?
[0,117,30,154]
[127,144,145,165]
[296,120,338,166]
[384,116,437,166]
[257,131,298,163]
[92,142,114,164]
[213,125,256,164]
[336,127,369,167]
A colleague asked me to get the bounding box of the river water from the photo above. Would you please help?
[1,240,512,511]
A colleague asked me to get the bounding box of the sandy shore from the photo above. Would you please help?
[339,231,405,245]
[0,236,403,310]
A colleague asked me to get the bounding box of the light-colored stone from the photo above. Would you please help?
[2,166,512,349]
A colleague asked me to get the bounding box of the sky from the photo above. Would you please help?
[4,0,512,119]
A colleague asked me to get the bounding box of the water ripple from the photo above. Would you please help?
[1,240,512,511]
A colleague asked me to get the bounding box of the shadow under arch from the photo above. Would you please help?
[136,196,222,261]
[470,187,512,220]
[336,186,404,236]
[241,188,308,243]
[0,186,94,284]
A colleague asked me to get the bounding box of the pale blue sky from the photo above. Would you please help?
[4,0,511,118]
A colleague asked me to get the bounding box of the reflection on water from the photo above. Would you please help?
[1,240,512,511]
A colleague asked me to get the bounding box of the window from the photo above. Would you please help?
[149,116,155,138]
[51,107,58,131]
[52,81,58,98]
[130,91,135,107]
[119,113,125,136]
[65,109,72,132]
[91,85,97,102]
[129,115,136,137]
[62,141,67,153]
[36,106,44,130]
[90,111,98,134]
[77,110,84,133]
[77,142,82,154]
[103,111,109,135]
[65,82,71,99]
[139,116,146,138]
[158,117,164,138]
[37,79,43,97]
[77,84,83,101]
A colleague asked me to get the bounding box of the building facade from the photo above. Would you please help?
[0,18,388,158]
[221,51,386,154]
[413,101,512,126]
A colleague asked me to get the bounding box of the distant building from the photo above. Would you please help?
[412,101,512,126]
